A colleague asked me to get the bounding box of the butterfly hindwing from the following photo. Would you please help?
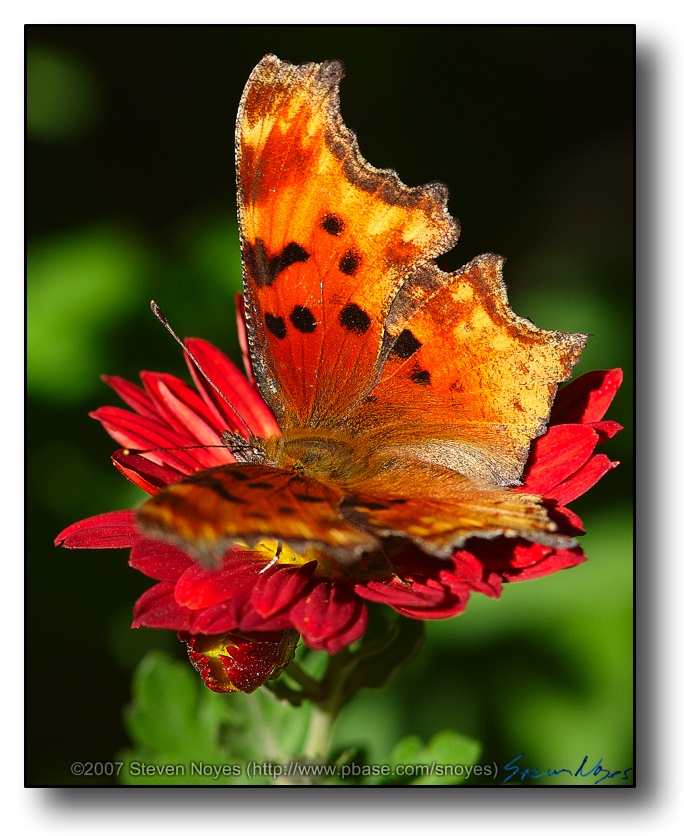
[350,256,586,484]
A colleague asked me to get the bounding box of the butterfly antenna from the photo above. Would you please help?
[150,300,255,438]
[121,444,227,456]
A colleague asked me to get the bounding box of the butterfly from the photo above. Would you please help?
[137,54,586,569]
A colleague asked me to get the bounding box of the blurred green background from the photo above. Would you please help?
[26,25,633,785]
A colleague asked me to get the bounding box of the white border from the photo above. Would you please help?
[14,4,677,834]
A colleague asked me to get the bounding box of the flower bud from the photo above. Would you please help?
[178,629,299,693]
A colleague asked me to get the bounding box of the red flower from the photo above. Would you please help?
[56,319,622,690]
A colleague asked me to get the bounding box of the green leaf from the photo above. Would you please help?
[120,652,235,785]
[378,729,482,785]
[120,651,315,785]
[388,734,424,765]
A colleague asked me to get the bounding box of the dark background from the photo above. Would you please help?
[26,24,633,785]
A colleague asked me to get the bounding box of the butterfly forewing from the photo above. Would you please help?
[137,463,379,568]
[341,486,574,559]
[236,54,458,430]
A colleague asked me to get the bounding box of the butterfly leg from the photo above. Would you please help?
[259,542,283,574]
[378,542,411,587]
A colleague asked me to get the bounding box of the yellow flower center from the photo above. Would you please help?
[249,538,394,581]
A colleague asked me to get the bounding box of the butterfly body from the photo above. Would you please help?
[137,55,586,570]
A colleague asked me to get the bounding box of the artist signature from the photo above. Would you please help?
[503,752,633,785]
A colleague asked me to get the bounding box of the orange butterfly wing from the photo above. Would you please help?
[139,464,378,568]
[341,485,571,559]
[236,54,458,429]
[350,255,586,485]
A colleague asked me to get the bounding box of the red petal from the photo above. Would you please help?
[250,563,318,619]
[318,605,367,653]
[289,580,365,650]
[393,594,469,620]
[550,504,585,534]
[132,582,193,630]
[91,406,215,474]
[129,538,195,581]
[442,553,504,599]
[508,541,554,568]
[174,551,265,609]
[184,338,280,438]
[141,371,230,450]
[550,369,623,425]
[587,420,623,443]
[102,375,158,420]
[190,581,295,634]
[111,449,182,494]
[356,574,469,619]
[55,510,140,549]
[547,454,619,505]
[185,601,242,634]
[355,577,449,610]
[476,540,587,582]
[501,547,587,581]
[523,424,598,494]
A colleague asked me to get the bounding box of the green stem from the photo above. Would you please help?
[301,701,336,761]
[299,650,352,762]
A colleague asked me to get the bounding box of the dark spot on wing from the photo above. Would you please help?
[390,329,422,359]
[290,305,317,333]
[272,242,310,278]
[339,250,361,275]
[339,303,371,334]
[191,475,247,504]
[227,469,250,481]
[340,496,389,511]
[293,494,325,503]
[321,213,344,235]
[244,238,310,287]
[265,313,287,339]
[410,369,431,385]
